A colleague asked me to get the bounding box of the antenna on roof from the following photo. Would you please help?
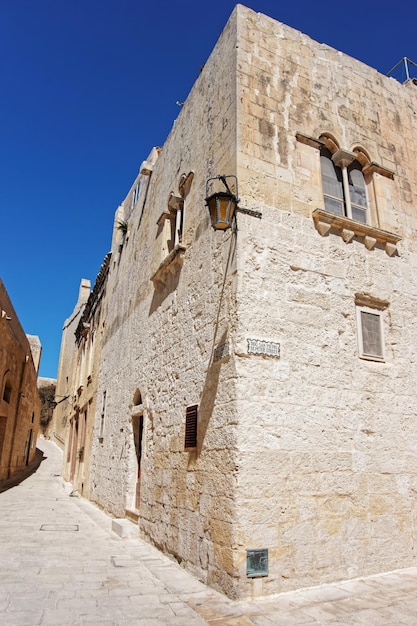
[386,57,417,83]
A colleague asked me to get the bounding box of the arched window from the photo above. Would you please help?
[348,162,368,223]
[320,147,368,224]
[2,381,12,404]
[320,149,344,216]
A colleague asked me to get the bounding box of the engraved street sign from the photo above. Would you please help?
[247,339,280,358]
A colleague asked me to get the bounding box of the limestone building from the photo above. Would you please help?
[54,5,417,599]
[51,279,91,450]
[63,257,110,497]
[37,377,56,435]
[0,279,41,481]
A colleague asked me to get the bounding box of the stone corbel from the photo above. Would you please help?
[385,242,397,256]
[168,193,184,212]
[157,193,184,225]
[140,160,153,176]
[312,209,401,255]
[364,236,377,250]
[362,162,395,180]
[341,228,355,243]
[295,132,325,150]
[315,220,332,236]
[332,149,356,168]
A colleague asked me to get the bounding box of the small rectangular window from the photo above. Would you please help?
[99,391,106,440]
[185,405,198,448]
[357,306,384,361]
[131,182,140,208]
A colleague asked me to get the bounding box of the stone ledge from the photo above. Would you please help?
[295,132,325,150]
[312,209,401,256]
[150,244,186,285]
[362,161,395,180]
[355,293,390,311]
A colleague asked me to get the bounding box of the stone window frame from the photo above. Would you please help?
[296,132,400,256]
[320,146,369,224]
[151,172,194,286]
[98,390,106,441]
[355,293,389,363]
[158,192,185,254]
[131,182,140,209]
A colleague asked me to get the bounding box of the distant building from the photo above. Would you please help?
[37,377,56,435]
[0,279,41,481]
[62,258,110,497]
[52,6,417,599]
[51,279,90,450]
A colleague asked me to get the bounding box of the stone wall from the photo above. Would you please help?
[0,279,41,480]
[88,11,241,596]
[229,5,417,596]
[57,5,417,600]
[63,255,111,498]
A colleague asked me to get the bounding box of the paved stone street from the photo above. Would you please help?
[2,439,417,625]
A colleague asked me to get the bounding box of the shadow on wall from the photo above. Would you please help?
[191,333,225,461]
[187,229,237,462]
[0,447,46,493]
[149,265,183,314]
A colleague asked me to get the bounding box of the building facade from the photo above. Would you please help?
[0,279,41,481]
[62,256,110,497]
[53,5,417,599]
[51,279,91,451]
[38,377,56,435]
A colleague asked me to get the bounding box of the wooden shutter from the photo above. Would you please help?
[361,310,382,358]
[185,405,198,448]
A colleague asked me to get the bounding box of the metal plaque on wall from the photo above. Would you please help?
[247,338,280,358]
[246,548,268,577]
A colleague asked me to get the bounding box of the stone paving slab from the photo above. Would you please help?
[2,438,417,625]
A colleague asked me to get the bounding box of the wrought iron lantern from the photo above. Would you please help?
[205,175,239,230]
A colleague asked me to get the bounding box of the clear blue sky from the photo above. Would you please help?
[1,0,416,378]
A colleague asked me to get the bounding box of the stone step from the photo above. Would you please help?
[111,518,138,538]
[125,507,140,524]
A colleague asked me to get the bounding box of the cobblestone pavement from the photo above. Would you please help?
[1,439,417,625]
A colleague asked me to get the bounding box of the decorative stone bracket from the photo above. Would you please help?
[140,160,153,176]
[312,209,401,256]
[157,193,184,225]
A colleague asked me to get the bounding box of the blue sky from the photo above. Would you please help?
[1,0,417,378]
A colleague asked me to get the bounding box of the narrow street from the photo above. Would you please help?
[1,438,417,625]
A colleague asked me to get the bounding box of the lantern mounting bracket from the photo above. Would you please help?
[205,175,239,200]
[205,175,262,229]
[236,207,262,219]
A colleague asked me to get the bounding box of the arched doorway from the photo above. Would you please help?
[131,389,144,511]
[132,413,143,509]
